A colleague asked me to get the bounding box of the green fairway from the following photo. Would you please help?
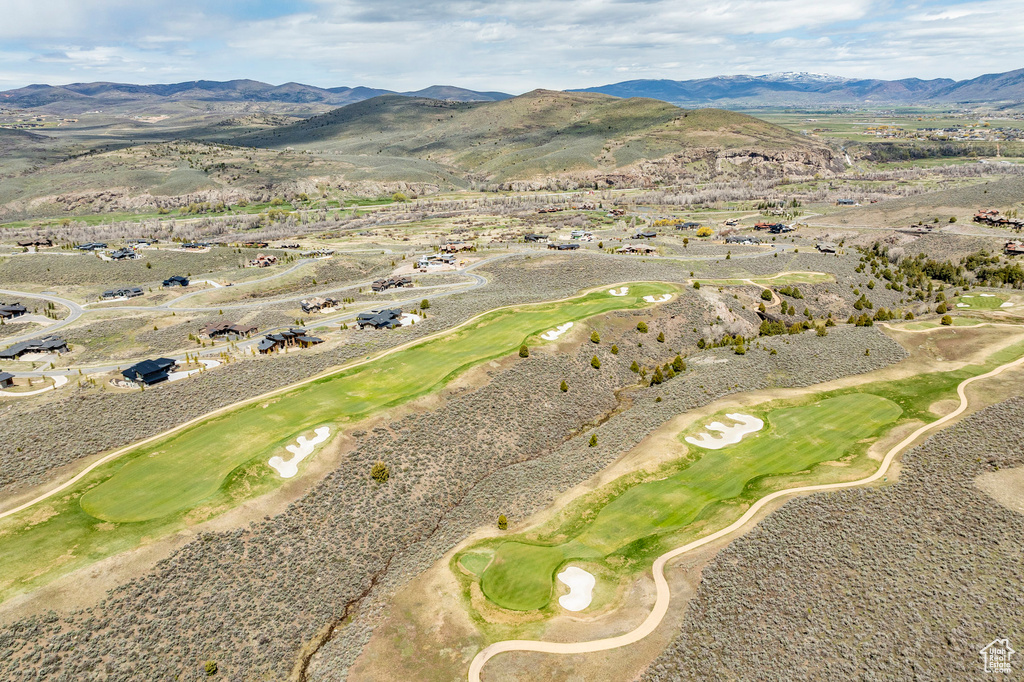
[955,294,1006,309]
[475,393,902,611]
[0,282,676,601]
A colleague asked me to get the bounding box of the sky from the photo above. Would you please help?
[1,0,1022,92]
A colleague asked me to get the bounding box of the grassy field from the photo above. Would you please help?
[956,294,1006,309]
[0,281,676,601]
[476,393,901,611]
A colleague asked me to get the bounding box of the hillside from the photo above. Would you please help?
[230,90,841,185]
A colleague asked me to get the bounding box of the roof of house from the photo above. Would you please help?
[256,338,277,351]
[0,371,14,383]
[163,275,189,285]
[0,335,68,358]
[297,335,323,344]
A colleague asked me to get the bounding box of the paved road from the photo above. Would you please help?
[0,289,85,345]
[467,344,1024,682]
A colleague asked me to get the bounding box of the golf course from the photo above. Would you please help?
[456,336,1024,615]
[0,281,677,601]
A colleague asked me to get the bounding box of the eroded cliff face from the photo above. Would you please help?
[492,145,844,191]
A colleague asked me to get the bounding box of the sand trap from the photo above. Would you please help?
[685,413,764,450]
[608,287,629,296]
[643,294,672,303]
[541,322,573,341]
[956,303,970,308]
[268,426,331,478]
[981,294,996,297]
[1002,302,1014,307]
[557,567,596,611]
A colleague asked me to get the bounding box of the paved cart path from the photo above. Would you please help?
[468,349,1024,682]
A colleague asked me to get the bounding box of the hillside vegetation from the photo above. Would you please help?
[231,90,837,184]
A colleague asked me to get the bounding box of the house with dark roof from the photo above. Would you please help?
[162,275,190,287]
[633,230,657,239]
[102,287,144,299]
[356,308,402,329]
[372,276,413,292]
[0,303,28,320]
[108,248,139,261]
[200,322,258,339]
[121,358,177,387]
[523,233,547,243]
[816,242,838,254]
[1005,241,1024,256]
[76,242,107,251]
[300,296,340,313]
[255,328,309,353]
[18,239,53,248]
[0,371,14,389]
[548,242,580,250]
[725,235,761,245]
[0,335,69,359]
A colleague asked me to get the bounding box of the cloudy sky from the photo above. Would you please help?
[2,0,1022,91]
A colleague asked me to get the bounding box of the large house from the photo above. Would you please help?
[108,248,139,261]
[17,239,53,248]
[121,358,177,387]
[416,254,455,269]
[300,297,340,313]
[163,275,190,287]
[1005,241,1024,256]
[76,242,107,251]
[255,328,322,353]
[0,335,69,359]
[200,322,258,339]
[615,243,656,255]
[816,242,838,254]
[523,233,547,243]
[0,303,28,320]
[548,242,580,250]
[356,308,403,329]
[632,230,657,239]
[439,241,473,253]
[725,235,761,245]
[247,253,277,268]
[102,287,144,299]
[372,276,412,292]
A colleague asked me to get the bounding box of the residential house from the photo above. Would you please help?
[1004,241,1024,256]
[836,199,857,206]
[76,242,107,251]
[102,287,144,299]
[356,308,403,329]
[300,297,340,313]
[108,248,139,261]
[200,322,258,339]
[17,239,53,248]
[247,253,277,268]
[816,242,838,254]
[0,303,28,320]
[255,328,309,353]
[439,241,473,253]
[163,275,190,287]
[768,223,794,234]
[0,371,14,389]
[300,248,335,257]
[725,235,761,245]
[548,242,580,250]
[0,335,69,359]
[416,254,455,269]
[523,233,547,243]
[296,335,323,348]
[128,238,157,245]
[615,244,656,255]
[372,276,412,292]
[121,358,177,387]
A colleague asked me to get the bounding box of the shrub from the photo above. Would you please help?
[696,226,713,237]
[392,192,409,202]
[693,281,701,289]
[420,299,430,309]
[657,331,665,343]
[610,344,619,354]
[591,355,601,369]
[637,321,648,333]
[370,462,390,483]
[629,360,640,373]
[519,344,529,358]
[936,302,948,314]
[734,343,746,354]
[497,514,508,530]
[758,302,766,313]
[672,355,685,372]
[650,367,664,385]
[560,380,568,392]
[589,434,598,447]
[590,331,600,343]
[941,315,953,325]
[204,661,218,676]
[817,325,828,337]
[905,311,915,320]
[760,289,772,301]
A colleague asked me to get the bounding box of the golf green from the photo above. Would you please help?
[955,294,1005,309]
[477,392,902,611]
[79,282,676,523]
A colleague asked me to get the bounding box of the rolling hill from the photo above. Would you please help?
[229,89,842,185]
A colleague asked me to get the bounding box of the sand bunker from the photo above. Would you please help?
[608,287,629,296]
[557,566,596,611]
[268,426,331,478]
[685,414,764,450]
[956,303,970,308]
[541,322,573,341]
[1002,302,1014,307]
[643,294,672,303]
[981,294,996,297]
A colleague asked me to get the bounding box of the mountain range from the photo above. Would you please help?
[572,69,1024,106]
[2,67,1023,114]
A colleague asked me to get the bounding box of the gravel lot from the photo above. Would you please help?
[640,397,1024,682]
